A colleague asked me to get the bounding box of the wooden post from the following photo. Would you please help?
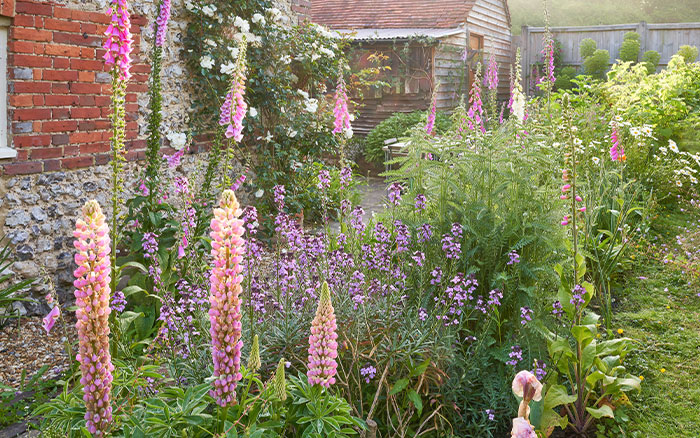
[637,21,649,56]
[521,25,530,94]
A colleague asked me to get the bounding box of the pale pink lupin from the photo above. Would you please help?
[307,281,338,388]
[103,0,134,80]
[208,189,246,407]
[73,200,114,436]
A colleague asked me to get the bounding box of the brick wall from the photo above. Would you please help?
[292,0,310,23]
[1,0,151,176]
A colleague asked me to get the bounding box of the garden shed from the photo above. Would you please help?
[311,0,512,135]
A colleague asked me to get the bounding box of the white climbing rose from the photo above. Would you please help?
[234,16,250,33]
[252,13,266,25]
[220,61,236,75]
[201,4,217,16]
[166,132,187,151]
[200,55,214,70]
[249,107,258,117]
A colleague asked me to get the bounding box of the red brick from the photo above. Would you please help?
[12,15,34,27]
[71,59,104,71]
[53,58,70,69]
[31,147,63,159]
[43,70,79,81]
[53,31,101,47]
[8,40,35,54]
[12,27,52,42]
[63,145,79,156]
[71,10,110,24]
[70,131,102,143]
[94,96,109,106]
[14,108,51,121]
[52,108,70,119]
[71,107,100,118]
[2,161,42,175]
[78,120,96,131]
[51,83,70,94]
[80,47,95,58]
[52,134,70,145]
[44,44,82,57]
[44,18,81,32]
[53,7,72,19]
[45,95,79,106]
[81,22,98,35]
[15,1,52,16]
[14,135,51,148]
[71,83,102,94]
[95,154,110,165]
[14,82,51,93]
[62,156,94,169]
[78,71,95,82]
[12,54,52,68]
[32,69,41,80]
[44,160,61,171]
[80,95,96,106]
[42,120,78,132]
[80,142,110,154]
[32,96,44,106]
[10,95,33,107]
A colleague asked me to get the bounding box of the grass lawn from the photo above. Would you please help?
[615,210,700,437]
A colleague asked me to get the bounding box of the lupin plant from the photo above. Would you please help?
[144,0,172,204]
[247,334,261,372]
[73,201,114,436]
[219,37,248,187]
[307,281,338,388]
[102,0,133,297]
[273,358,287,401]
[209,189,246,407]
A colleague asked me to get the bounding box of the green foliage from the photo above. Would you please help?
[641,50,661,74]
[584,49,611,79]
[363,110,450,163]
[580,38,597,60]
[555,66,578,90]
[619,38,640,63]
[677,44,699,63]
[623,31,641,42]
[0,238,34,328]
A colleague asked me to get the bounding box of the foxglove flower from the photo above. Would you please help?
[42,305,60,335]
[610,121,626,162]
[73,201,114,436]
[467,65,485,133]
[425,85,438,135]
[485,51,499,90]
[103,0,134,80]
[307,281,338,388]
[154,0,171,47]
[333,73,352,138]
[219,40,248,141]
[209,190,246,407]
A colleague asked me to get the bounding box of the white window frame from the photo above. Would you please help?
[0,16,15,159]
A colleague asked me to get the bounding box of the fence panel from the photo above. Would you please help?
[517,22,700,92]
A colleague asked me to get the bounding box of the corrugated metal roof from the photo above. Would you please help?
[334,27,465,41]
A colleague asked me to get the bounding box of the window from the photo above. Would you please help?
[0,17,15,159]
[467,33,484,90]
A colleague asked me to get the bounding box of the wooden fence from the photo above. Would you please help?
[515,22,700,92]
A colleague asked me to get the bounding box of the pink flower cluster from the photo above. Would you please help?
[425,87,438,135]
[485,52,499,91]
[609,121,626,162]
[541,38,556,85]
[103,0,133,80]
[560,168,585,226]
[467,71,485,133]
[333,74,352,136]
[219,70,248,141]
[208,190,246,407]
[154,0,171,47]
[307,281,338,388]
[73,201,114,436]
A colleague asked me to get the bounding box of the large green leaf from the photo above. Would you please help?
[586,405,614,419]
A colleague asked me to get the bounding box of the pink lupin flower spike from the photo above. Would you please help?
[208,189,246,407]
[73,200,114,436]
[307,281,338,388]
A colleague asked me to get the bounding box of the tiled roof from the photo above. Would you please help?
[310,0,477,29]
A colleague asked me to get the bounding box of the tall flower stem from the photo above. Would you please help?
[109,71,127,302]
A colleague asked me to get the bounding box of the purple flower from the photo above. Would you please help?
[552,300,564,318]
[154,0,171,47]
[414,194,426,211]
[360,365,377,384]
[485,409,495,421]
[411,251,425,267]
[340,167,352,189]
[418,223,433,243]
[507,250,520,265]
[488,289,503,308]
[388,183,403,206]
[418,307,428,321]
[441,223,463,259]
[484,52,499,91]
[42,306,60,335]
[570,284,586,309]
[111,290,127,313]
[165,148,184,168]
[142,232,158,258]
[394,220,410,252]
[507,345,523,367]
[520,306,533,325]
[318,169,331,190]
[273,185,286,211]
[531,359,547,381]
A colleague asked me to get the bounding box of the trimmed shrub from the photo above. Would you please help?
[554,66,577,90]
[677,45,699,63]
[580,38,597,59]
[363,110,450,163]
[584,49,610,79]
[619,38,640,63]
[642,50,661,74]
[623,31,641,42]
